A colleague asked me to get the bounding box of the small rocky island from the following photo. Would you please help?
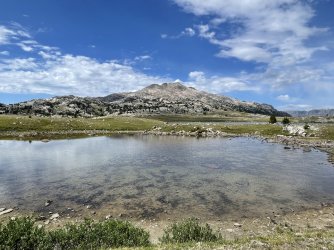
[0,82,289,117]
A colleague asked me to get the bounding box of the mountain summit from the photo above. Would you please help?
[1,82,289,117]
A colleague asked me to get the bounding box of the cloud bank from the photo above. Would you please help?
[0,24,169,96]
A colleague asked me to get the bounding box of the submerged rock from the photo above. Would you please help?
[45,200,53,207]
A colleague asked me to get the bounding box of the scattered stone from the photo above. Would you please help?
[0,208,5,212]
[250,240,267,247]
[10,217,16,220]
[226,228,234,233]
[0,208,13,216]
[234,223,242,227]
[41,139,50,143]
[37,215,47,221]
[86,205,92,209]
[44,220,50,225]
[284,146,291,149]
[45,200,53,207]
[118,213,124,218]
[91,211,96,215]
[37,224,43,229]
[50,213,59,220]
[105,215,112,220]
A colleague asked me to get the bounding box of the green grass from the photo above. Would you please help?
[319,125,334,140]
[213,124,288,136]
[1,217,334,249]
[0,115,163,132]
[160,218,221,244]
[142,112,269,123]
[0,217,150,249]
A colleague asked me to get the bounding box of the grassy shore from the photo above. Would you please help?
[1,210,334,249]
[0,114,333,143]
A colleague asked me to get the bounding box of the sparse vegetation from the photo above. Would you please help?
[0,115,162,133]
[160,218,221,244]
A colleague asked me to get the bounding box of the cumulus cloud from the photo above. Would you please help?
[0,25,170,96]
[173,0,330,84]
[187,71,260,93]
[175,0,328,64]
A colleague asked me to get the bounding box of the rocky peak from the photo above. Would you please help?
[1,82,290,117]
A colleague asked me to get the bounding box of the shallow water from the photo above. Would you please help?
[0,135,334,220]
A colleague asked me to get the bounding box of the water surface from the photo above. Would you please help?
[0,135,333,220]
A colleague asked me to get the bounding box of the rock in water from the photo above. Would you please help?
[0,208,13,216]
[45,200,53,207]
[50,213,59,220]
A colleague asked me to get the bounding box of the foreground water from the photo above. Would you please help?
[0,135,334,220]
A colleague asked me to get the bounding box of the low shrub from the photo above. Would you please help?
[0,217,150,250]
[269,115,277,124]
[160,218,221,244]
[282,117,290,125]
[49,219,150,249]
[0,217,51,250]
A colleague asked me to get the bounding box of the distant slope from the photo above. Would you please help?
[288,109,334,117]
[1,82,290,117]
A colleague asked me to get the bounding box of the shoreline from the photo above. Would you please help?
[1,203,334,247]
[1,127,333,162]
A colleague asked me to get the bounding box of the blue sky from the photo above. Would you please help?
[0,0,333,110]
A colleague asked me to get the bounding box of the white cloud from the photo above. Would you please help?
[174,0,329,79]
[181,27,195,37]
[134,55,152,61]
[187,0,325,63]
[187,71,260,93]
[0,24,31,45]
[0,54,170,96]
[277,94,291,101]
[0,51,9,56]
[161,27,196,39]
[0,25,170,96]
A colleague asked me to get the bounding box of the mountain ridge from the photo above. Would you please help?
[0,82,290,117]
[288,109,334,117]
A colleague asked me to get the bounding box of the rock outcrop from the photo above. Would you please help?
[1,82,290,117]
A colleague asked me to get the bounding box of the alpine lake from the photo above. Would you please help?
[1,134,334,221]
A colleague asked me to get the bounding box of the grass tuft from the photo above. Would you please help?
[160,218,221,244]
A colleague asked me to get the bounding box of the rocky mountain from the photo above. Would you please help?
[1,82,290,117]
[288,109,334,117]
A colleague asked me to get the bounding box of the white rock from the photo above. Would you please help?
[0,208,13,216]
[50,213,59,220]
[0,208,5,212]
[234,223,242,227]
